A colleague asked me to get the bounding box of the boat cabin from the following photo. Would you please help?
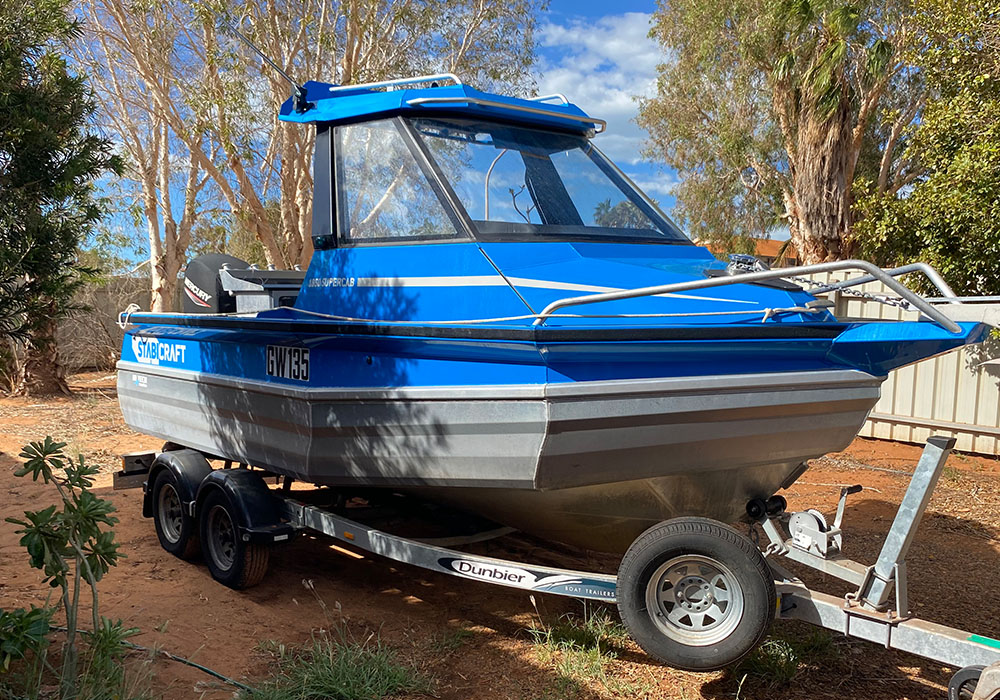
[273,74,729,324]
[283,74,688,251]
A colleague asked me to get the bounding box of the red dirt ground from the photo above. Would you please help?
[3,372,1000,699]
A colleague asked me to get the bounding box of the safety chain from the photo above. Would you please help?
[727,256,914,311]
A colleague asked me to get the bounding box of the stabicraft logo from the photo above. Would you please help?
[131,336,187,366]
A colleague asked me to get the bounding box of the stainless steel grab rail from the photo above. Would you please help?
[531,259,963,333]
[328,74,463,93]
[810,262,959,302]
[530,93,570,105]
[405,96,607,133]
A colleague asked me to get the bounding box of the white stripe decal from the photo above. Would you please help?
[354,276,758,305]
[356,276,504,288]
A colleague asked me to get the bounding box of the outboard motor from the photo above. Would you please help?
[181,254,250,314]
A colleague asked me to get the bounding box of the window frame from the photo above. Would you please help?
[334,117,473,247]
[407,116,692,246]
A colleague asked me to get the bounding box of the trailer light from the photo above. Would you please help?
[343,531,355,541]
[329,544,364,559]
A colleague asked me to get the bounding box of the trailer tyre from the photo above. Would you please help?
[199,489,270,590]
[151,470,200,559]
[617,517,775,671]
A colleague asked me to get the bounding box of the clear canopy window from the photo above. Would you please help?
[337,120,462,242]
[411,118,689,243]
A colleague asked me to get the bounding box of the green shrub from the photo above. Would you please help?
[1,437,140,700]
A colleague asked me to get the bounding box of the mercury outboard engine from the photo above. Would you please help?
[181,254,250,313]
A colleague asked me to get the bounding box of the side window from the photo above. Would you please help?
[336,120,461,242]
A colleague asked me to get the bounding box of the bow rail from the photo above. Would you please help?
[532,259,963,333]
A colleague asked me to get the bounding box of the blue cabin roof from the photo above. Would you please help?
[278,75,604,134]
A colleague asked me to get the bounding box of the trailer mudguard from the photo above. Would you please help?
[195,469,296,544]
[142,449,213,518]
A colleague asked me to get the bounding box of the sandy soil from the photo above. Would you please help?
[2,372,1000,700]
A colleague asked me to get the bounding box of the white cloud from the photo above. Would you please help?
[534,12,660,166]
[630,173,679,200]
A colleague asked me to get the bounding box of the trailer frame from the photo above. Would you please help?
[117,434,1000,698]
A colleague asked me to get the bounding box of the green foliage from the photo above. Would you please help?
[74,618,144,700]
[188,211,267,267]
[0,0,121,342]
[243,629,429,700]
[637,0,786,248]
[854,0,1000,295]
[0,607,52,672]
[8,438,122,590]
[2,437,129,700]
[738,638,800,686]
[638,0,916,257]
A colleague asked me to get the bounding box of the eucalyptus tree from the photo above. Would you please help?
[854,0,1000,295]
[78,0,545,311]
[639,0,924,262]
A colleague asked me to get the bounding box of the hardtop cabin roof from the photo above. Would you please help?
[278,74,605,135]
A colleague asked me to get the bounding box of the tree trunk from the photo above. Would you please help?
[13,316,69,396]
[790,97,854,264]
[150,259,179,313]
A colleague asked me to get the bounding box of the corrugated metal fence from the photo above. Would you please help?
[810,272,1000,456]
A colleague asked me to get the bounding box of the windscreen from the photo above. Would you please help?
[410,118,689,243]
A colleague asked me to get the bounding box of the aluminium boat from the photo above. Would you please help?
[117,74,991,553]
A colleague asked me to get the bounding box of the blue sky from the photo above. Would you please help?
[534,1,679,215]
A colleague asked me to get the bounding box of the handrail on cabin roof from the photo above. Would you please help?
[406,95,607,134]
[327,74,464,94]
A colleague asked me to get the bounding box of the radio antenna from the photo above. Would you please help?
[217,15,312,113]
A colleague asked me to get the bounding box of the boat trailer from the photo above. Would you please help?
[117,435,1000,698]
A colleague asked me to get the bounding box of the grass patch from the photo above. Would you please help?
[527,604,650,698]
[428,627,473,654]
[735,628,837,694]
[242,628,430,700]
[942,465,963,482]
[528,606,628,655]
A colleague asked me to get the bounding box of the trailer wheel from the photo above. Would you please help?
[617,517,775,671]
[151,470,200,559]
[199,489,270,590]
[950,666,985,700]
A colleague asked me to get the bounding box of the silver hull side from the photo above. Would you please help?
[117,363,881,551]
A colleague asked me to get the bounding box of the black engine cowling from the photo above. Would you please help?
[181,254,250,314]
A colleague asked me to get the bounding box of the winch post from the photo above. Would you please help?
[857,435,955,611]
